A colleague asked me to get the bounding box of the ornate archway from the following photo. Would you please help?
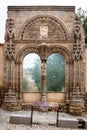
[19,15,69,41]
[2,6,85,115]
[15,43,71,102]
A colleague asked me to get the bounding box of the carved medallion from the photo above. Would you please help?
[40,24,48,38]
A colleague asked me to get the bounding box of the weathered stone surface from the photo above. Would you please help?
[1,108,86,129]
[0,6,86,115]
[0,45,3,87]
[2,89,21,111]
[58,118,78,128]
[10,114,31,125]
[84,119,87,129]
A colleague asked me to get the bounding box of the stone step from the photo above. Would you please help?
[10,114,31,125]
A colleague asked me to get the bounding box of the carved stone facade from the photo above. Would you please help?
[20,15,69,41]
[0,6,86,114]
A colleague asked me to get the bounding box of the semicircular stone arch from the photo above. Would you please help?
[48,45,71,63]
[16,44,71,98]
[47,45,71,100]
[19,15,70,41]
[16,45,41,63]
[16,44,71,64]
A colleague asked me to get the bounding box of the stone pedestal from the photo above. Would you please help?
[84,92,87,113]
[70,92,84,115]
[58,118,78,128]
[2,89,21,110]
[10,114,31,125]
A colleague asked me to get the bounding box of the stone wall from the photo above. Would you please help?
[0,44,4,86]
[7,6,75,41]
[22,92,65,103]
[0,44,4,106]
[85,46,87,92]
[22,92,41,103]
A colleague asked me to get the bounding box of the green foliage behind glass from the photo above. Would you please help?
[47,53,65,92]
[23,53,65,92]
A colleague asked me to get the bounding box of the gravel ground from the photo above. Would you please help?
[0,108,85,130]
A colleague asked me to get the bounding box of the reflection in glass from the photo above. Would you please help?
[22,53,41,92]
[47,53,66,92]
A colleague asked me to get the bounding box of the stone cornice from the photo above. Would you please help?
[8,6,75,11]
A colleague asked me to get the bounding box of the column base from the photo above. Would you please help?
[84,92,87,113]
[69,90,85,116]
[2,89,21,111]
[70,99,84,116]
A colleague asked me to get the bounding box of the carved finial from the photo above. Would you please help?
[5,19,15,41]
[74,17,81,43]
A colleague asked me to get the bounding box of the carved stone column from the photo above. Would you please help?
[2,19,21,110]
[70,43,84,115]
[39,43,49,101]
[18,63,22,101]
[70,17,85,115]
[41,60,47,101]
[66,61,71,101]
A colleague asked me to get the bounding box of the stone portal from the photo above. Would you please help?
[0,6,86,115]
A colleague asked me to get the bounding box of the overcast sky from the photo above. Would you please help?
[0,0,87,43]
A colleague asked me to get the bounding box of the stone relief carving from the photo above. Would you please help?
[6,43,16,61]
[72,44,83,61]
[39,43,49,61]
[4,19,16,61]
[5,19,15,41]
[41,61,47,76]
[2,6,86,115]
[20,16,68,41]
[73,17,81,43]
[74,26,81,43]
[40,24,48,38]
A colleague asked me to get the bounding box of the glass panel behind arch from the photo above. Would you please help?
[47,53,66,92]
[23,53,41,92]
